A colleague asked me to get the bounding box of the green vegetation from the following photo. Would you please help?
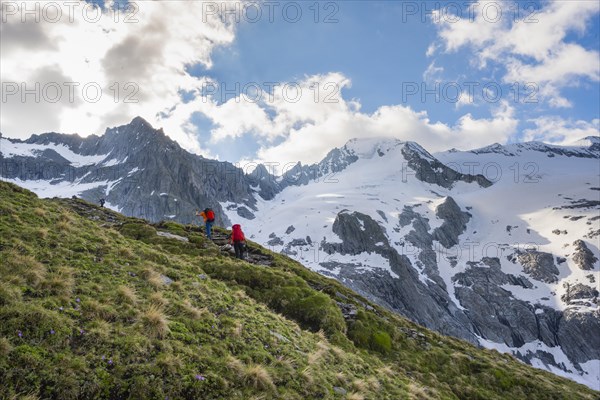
[0,181,597,399]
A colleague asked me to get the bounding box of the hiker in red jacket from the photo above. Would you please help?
[230,224,246,259]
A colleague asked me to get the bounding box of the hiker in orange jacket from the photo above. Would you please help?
[196,208,215,240]
[230,224,246,259]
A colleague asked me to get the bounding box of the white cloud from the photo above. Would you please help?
[169,66,519,166]
[522,117,600,144]
[194,72,355,145]
[0,0,236,155]
[423,61,444,83]
[455,90,477,109]
[430,0,600,107]
[226,73,520,165]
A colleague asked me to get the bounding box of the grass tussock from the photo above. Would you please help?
[351,378,367,393]
[243,364,275,391]
[141,304,169,339]
[335,372,346,385]
[149,292,169,308]
[32,207,46,218]
[82,299,115,322]
[366,376,380,391]
[307,347,327,365]
[34,227,49,240]
[232,320,243,337]
[301,366,315,386]
[0,281,22,305]
[181,300,207,320]
[40,267,74,297]
[407,382,432,400]
[228,356,275,391]
[1,251,47,286]
[117,246,135,259]
[7,394,40,400]
[116,285,137,305]
[141,267,164,288]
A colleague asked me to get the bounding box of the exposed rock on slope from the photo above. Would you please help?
[321,210,478,344]
[516,251,560,283]
[572,239,598,270]
[432,196,471,248]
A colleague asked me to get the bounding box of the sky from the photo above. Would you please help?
[1,0,599,166]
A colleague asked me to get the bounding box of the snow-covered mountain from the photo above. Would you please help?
[223,136,600,389]
[1,119,598,389]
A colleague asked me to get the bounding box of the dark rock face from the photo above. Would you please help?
[321,208,600,376]
[517,350,570,373]
[376,210,388,222]
[398,205,421,228]
[267,236,284,246]
[288,238,308,247]
[572,239,598,270]
[517,251,560,283]
[323,210,389,255]
[451,257,599,362]
[558,309,600,364]
[246,164,280,201]
[432,197,471,248]
[236,206,255,220]
[278,146,359,190]
[453,258,540,347]
[320,210,478,344]
[1,117,262,226]
[561,283,599,305]
[400,143,492,188]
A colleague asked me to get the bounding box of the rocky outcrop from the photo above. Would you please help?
[516,251,560,283]
[246,164,280,200]
[432,197,471,248]
[278,145,359,190]
[1,117,261,226]
[561,283,599,305]
[236,206,255,220]
[401,142,492,188]
[267,233,283,246]
[453,258,541,347]
[572,240,598,270]
[557,309,600,364]
[451,256,600,370]
[322,210,389,255]
[320,210,478,344]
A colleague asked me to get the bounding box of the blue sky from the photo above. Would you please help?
[190,1,446,160]
[2,0,599,164]
[187,1,600,161]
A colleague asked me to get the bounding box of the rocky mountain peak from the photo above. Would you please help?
[342,137,405,159]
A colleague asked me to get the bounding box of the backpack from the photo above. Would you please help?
[205,208,215,223]
[231,224,245,242]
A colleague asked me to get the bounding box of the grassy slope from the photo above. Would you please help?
[0,181,597,400]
